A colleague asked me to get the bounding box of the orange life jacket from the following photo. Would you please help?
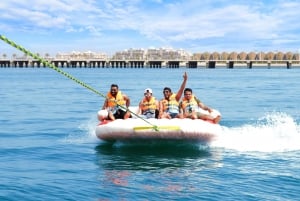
[106,91,126,108]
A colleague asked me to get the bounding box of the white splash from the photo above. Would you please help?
[212,112,300,152]
[63,115,98,144]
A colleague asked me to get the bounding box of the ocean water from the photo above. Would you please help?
[0,67,300,201]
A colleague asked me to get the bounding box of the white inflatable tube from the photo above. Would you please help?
[95,107,222,144]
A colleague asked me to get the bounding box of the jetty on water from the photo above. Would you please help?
[1,49,300,69]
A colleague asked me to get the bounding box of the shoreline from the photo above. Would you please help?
[0,59,299,69]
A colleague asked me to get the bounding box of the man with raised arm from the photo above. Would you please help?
[159,72,188,119]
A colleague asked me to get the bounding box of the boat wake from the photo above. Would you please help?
[212,112,300,152]
[63,116,99,144]
[65,112,300,153]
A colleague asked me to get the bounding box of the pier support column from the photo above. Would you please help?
[207,61,216,68]
[188,61,197,68]
[227,61,234,68]
[247,61,253,69]
[287,61,292,69]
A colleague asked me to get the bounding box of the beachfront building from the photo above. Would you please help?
[146,47,191,61]
[111,47,191,61]
[110,47,191,68]
[112,48,145,60]
[56,51,108,60]
[1,49,299,68]
[53,51,108,67]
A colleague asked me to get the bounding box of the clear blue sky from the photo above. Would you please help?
[1,0,300,56]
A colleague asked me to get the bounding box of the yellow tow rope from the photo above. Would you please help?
[0,34,159,131]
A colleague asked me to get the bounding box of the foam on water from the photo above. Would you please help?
[65,111,300,153]
[212,112,300,152]
[63,115,99,144]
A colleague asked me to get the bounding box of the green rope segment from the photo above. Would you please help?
[0,35,105,98]
[0,34,158,130]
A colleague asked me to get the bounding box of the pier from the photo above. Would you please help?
[1,59,300,69]
[1,49,300,68]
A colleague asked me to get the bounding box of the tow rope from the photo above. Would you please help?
[0,34,159,131]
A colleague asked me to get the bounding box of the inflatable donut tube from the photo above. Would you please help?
[95,107,222,144]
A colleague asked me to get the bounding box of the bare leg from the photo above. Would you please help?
[176,113,184,119]
[124,111,131,119]
[184,112,197,119]
[108,111,115,121]
[213,116,221,124]
[160,112,171,119]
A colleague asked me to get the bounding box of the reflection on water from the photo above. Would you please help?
[94,141,222,171]
[94,141,224,199]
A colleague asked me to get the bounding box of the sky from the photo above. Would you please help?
[1,0,300,57]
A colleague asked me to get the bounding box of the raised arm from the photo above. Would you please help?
[175,72,188,101]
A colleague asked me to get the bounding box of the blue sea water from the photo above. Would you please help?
[0,67,300,201]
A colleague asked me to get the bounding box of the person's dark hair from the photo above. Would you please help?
[111,84,119,89]
[163,87,171,92]
[184,88,192,94]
